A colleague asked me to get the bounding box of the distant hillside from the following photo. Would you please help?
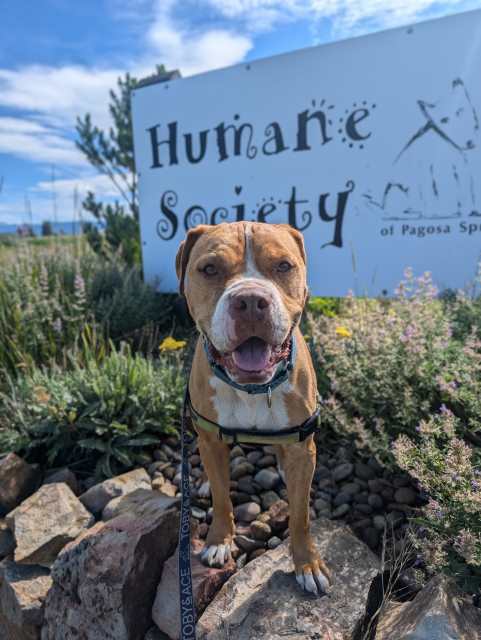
[0,221,99,236]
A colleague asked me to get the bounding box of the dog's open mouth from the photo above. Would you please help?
[206,333,292,382]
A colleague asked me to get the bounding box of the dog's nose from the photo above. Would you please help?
[229,290,271,321]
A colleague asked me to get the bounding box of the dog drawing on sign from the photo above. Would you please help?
[176,221,331,596]
[364,78,480,220]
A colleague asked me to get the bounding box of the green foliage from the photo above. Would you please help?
[308,268,481,589]
[0,243,173,380]
[306,296,341,317]
[0,345,182,479]
[394,411,481,591]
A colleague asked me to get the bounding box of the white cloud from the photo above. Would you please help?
[0,116,87,166]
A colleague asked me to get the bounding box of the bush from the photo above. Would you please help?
[308,267,481,590]
[394,410,481,591]
[0,345,183,479]
[0,243,173,379]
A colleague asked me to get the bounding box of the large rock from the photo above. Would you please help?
[197,518,380,640]
[0,454,41,516]
[79,468,151,514]
[376,575,481,640]
[102,488,178,521]
[6,483,94,567]
[152,539,235,640]
[0,559,52,640]
[41,502,179,640]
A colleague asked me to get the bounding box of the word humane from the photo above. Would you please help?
[147,100,374,169]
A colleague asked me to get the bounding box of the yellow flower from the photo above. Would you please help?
[335,326,352,339]
[159,336,187,352]
[34,386,50,404]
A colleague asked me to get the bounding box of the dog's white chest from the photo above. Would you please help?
[209,376,290,430]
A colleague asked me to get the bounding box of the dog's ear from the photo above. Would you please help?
[284,225,307,265]
[175,225,210,295]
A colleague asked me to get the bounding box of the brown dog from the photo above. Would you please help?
[175,221,330,595]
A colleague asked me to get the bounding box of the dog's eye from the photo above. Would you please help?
[201,264,218,276]
[277,261,293,273]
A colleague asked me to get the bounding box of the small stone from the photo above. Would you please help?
[260,490,280,510]
[234,535,265,553]
[163,466,176,480]
[246,451,263,465]
[236,553,247,570]
[381,488,394,501]
[234,502,261,523]
[367,493,384,510]
[331,504,350,519]
[161,443,181,462]
[250,521,271,541]
[341,481,361,495]
[192,507,207,520]
[351,518,373,530]
[7,483,94,567]
[353,492,369,504]
[44,468,79,495]
[237,477,256,494]
[266,500,289,532]
[79,468,151,514]
[368,478,386,493]
[315,465,331,481]
[256,455,276,468]
[394,487,417,505]
[355,504,374,515]
[190,454,202,467]
[267,536,282,549]
[367,456,384,474]
[392,474,410,488]
[152,476,177,497]
[333,491,352,507]
[354,462,376,481]
[332,462,353,482]
[363,526,380,550]
[231,462,255,481]
[373,515,386,531]
[230,445,245,459]
[230,491,252,506]
[153,449,168,462]
[254,469,280,491]
[314,498,331,512]
[249,548,266,561]
[249,494,261,505]
[262,446,276,455]
[0,454,41,516]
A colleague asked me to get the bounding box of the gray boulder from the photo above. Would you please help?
[0,454,41,516]
[197,518,380,639]
[0,519,15,558]
[6,483,94,567]
[79,468,151,514]
[0,559,52,640]
[376,574,481,640]
[41,501,179,640]
[102,488,178,521]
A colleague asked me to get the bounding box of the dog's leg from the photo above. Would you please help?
[197,430,234,568]
[277,436,331,595]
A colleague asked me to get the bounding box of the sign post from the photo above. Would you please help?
[132,9,481,296]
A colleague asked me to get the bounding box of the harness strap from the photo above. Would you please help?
[188,394,321,445]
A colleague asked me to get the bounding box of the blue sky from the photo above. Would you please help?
[1,0,480,225]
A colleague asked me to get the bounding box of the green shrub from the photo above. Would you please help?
[394,410,481,591]
[0,243,173,379]
[0,345,183,478]
[306,296,341,317]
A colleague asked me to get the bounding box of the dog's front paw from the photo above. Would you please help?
[200,543,231,568]
[295,557,331,596]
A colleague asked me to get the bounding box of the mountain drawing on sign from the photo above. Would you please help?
[364,78,481,220]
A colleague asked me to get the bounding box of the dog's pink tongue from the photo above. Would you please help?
[232,338,270,371]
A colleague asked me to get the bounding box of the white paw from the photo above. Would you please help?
[198,480,211,498]
[296,568,330,596]
[200,543,231,568]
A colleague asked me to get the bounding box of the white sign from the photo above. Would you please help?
[132,10,481,296]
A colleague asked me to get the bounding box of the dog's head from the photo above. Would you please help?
[176,221,307,384]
